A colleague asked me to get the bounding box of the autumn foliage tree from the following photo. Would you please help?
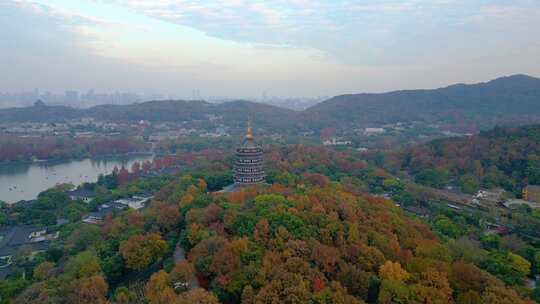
[72,275,109,304]
[120,233,169,270]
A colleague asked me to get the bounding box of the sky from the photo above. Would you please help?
[1,0,540,99]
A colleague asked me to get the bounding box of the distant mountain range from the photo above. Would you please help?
[303,74,540,131]
[1,74,539,132]
[0,99,297,130]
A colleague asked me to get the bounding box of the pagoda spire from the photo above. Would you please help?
[246,119,254,141]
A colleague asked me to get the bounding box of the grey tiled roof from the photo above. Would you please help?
[68,188,96,198]
[0,225,50,257]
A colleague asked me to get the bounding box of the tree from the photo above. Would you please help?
[33,261,54,281]
[97,173,118,189]
[64,251,102,279]
[526,156,540,185]
[459,174,480,194]
[72,275,109,304]
[449,262,487,294]
[481,285,526,304]
[433,216,460,239]
[480,234,500,250]
[311,242,340,275]
[312,278,325,292]
[177,288,219,304]
[180,193,194,207]
[532,286,540,303]
[131,162,141,175]
[118,166,130,185]
[303,173,330,188]
[415,168,449,188]
[198,179,208,192]
[336,263,371,300]
[456,291,482,304]
[12,245,33,266]
[120,234,169,270]
[482,251,530,285]
[66,224,102,253]
[39,211,57,226]
[254,218,270,243]
[114,286,136,304]
[145,270,175,304]
[378,261,413,303]
[169,261,195,292]
[156,203,180,232]
[379,261,410,282]
[415,240,452,263]
[413,268,453,304]
[241,285,255,304]
[254,273,311,303]
[499,234,526,252]
[378,278,413,304]
[126,211,145,230]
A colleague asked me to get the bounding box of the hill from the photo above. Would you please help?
[0,99,298,130]
[3,145,532,303]
[0,101,83,123]
[382,124,540,194]
[304,74,540,131]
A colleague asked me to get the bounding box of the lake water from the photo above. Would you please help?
[0,155,153,203]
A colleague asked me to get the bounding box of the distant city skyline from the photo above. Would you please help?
[2,0,540,102]
[0,87,327,110]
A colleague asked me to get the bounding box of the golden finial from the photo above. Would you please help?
[246,120,253,140]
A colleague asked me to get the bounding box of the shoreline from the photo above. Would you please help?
[0,151,155,167]
[0,152,156,204]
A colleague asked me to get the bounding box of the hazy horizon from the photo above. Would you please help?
[2,0,540,101]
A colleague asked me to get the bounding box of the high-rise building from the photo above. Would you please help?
[233,121,265,185]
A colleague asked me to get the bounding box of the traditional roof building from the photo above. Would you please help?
[67,187,96,203]
[233,121,265,185]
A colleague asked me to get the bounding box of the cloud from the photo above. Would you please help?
[1,0,539,99]
[0,1,200,94]
[89,0,539,66]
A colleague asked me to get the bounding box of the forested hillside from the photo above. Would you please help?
[382,124,540,194]
[0,102,83,123]
[3,145,533,303]
[0,100,298,130]
[304,74,540,131]
[0,135,149,162]
[87,100,298,130]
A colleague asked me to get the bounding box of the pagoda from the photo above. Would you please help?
[233,121,265,185]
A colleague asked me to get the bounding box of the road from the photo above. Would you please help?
[173,242,199,289]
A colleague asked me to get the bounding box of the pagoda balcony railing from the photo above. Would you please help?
[235,159,264,165]
[234,176,266,184]
[235,151,263,157]
[234,165,264,170]
[234,171,266,177]
[234,168,264,173]
[236,147,262,152]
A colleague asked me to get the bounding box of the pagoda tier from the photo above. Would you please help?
[233,122,266,185]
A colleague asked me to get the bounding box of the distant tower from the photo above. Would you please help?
[233,121,265,185]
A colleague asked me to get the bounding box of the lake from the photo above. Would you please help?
[0,154,153,203]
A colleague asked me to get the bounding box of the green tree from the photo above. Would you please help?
[415,169,449,188]
[482,251,530,285]
[433,216,460,239]
[459,174,480,194]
